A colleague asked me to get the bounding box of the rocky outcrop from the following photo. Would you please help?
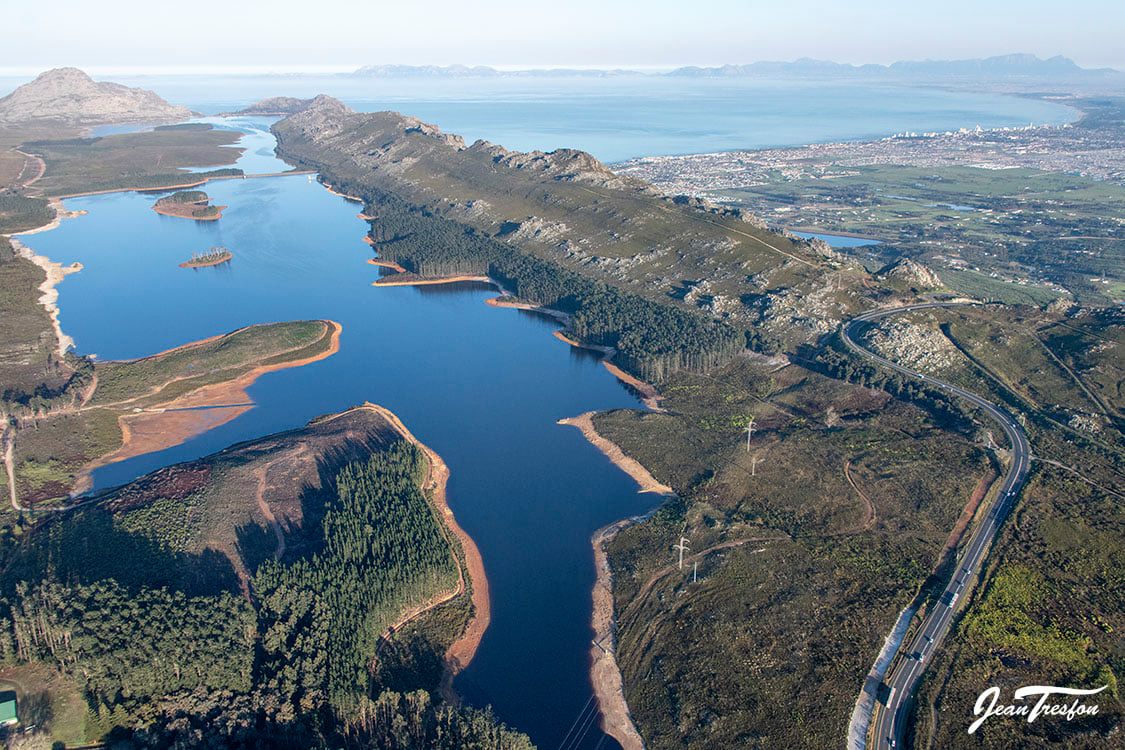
[877,258,944,289]
[0,68,191,125]
[863,318,960,373]
[233,96,315,116]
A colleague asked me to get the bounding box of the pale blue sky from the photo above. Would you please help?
[5,0,1123,74]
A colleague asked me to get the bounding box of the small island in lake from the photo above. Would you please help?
[153,190,226,220]
[180,246,233,268]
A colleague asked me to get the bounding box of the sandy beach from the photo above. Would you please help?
[373,273,494,287]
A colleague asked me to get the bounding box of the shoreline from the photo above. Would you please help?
[9,238,81,357]
[484,295,569,323]
[366,256,408,273]
[559,412,671,750]
[153,203,226,221]
[320,181,365,203]
[373,273,493,287]
[77,321,342,490]
[350,403,491,701]
[50,169,314,199]
[180,251,233,268]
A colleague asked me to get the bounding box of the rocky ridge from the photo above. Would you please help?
[0,68,191,125]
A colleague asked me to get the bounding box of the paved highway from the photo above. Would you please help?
[841,303,1032,750]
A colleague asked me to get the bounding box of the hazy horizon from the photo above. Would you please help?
[5,0,1123,74]
[0,54,1120,79]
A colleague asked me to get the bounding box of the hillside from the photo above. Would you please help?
[0,68,191,125]
[272,97,873,353]
[0,405,526,748]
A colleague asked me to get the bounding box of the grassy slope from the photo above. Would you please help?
[10,320,337,505]
[24,125,244,196]
[592,358,991,748]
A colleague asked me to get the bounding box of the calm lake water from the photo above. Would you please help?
[2,74,1077,162]
[792,230,882,248]
[18,173,649,749]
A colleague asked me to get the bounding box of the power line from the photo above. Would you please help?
[557,694,596,750]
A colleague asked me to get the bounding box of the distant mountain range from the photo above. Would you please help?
[348,55,1121,80]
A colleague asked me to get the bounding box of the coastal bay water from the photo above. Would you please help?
[4,73,1077,162]
[19,174,645,749]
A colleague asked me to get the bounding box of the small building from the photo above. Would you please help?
[0,691,17,726]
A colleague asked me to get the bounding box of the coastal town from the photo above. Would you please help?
[616,100,1125,306]
[614,101,1125,192]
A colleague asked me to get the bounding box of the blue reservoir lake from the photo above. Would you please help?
[19,172,651,749]
[791,230,882,248]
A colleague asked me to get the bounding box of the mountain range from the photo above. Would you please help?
[348,54,1121,80]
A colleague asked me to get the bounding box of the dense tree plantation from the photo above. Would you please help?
[5,580,255,708]
[253,443,459,715]
[363,189,744,383]
[0,439,530,748]
[341,690,535,750]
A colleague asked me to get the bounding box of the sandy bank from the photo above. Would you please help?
[10,239,81,357]
[80,321,342,484]
[9,198,87,237]
[483,296,568,322]
[348,403,490,701]
[601,362,662,411]
[549,332,663,411]
[366,257,407,274]
[590,519,648,750]
[559,413,673,496]
[373,274,493,287]
[560,414,670,750]
[321,181,364,203]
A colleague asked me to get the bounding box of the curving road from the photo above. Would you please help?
[841,303,1032,750]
